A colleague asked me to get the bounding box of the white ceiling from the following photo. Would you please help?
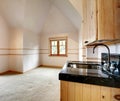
[0,0,81,34]
[53,0,81,30]
[41,5,78,34]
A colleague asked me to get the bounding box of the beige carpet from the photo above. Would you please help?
[0,67,61,101]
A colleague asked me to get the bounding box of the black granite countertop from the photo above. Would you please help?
[59,61,120,88]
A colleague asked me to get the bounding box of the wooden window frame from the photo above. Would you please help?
[49,36,67,57]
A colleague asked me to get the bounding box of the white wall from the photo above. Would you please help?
[86,43,120,62]
[0,0,80,72]
[0,15,9,73]
[98,43,120,58]
[40,6,79,67]
[8,28,41,73]
[23,30,40,72]
[40,33,79,67]
[0,0,51,73]
[8,28,23,72]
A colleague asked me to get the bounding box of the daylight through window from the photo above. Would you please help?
[49,37,67,56]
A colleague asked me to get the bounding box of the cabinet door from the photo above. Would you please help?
[112,88,120,101]
[87,0,97,43]
[83,84,91,101]
[101,86,112,101]
[82,0,97,45]
[68,82,75,101]
[82,0,88,45]
[91,85,101,101]
[60,81,68,101]
[75,83,83,101]
[115,0,120,39]
[97,0,115,40]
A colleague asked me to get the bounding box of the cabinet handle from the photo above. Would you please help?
[84,41,89,43]
[114,95,120,100]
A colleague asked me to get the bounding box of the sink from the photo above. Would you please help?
[66,61,102,75]
[67,61,101,69]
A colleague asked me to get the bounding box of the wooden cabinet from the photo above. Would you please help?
[97,0,115,40]
[81,0,120,46]
[82,0,97,45]
[115,0,120,39]
[91,85,101,101]
[101,86,112,101]
[60,80,120,101]
[112,88,120,101]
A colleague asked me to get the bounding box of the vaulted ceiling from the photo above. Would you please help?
[0,0,81,34]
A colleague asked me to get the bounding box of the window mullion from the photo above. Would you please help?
[65,40,67,55]
[49,36,67,56]
[50,40,52,55]
[57,41,59,55]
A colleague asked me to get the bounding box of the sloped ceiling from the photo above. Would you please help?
[53,0,81,30]
[0,0,81,34]
[0,0,25,28]
[41,5,78,34]
[23,0,52,33]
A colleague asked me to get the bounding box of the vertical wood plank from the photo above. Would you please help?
[115,0,120,39]
[97,0,105,39]
[104,0,114,39]
[101,86,112,101]
[83,84,91,101]
[91,85,101,101]
[111,88,120,101]
[75,83,83,101]
[60,81,68,101]
[68,82,75,101]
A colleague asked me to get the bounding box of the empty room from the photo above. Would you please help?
[0,0,120,101]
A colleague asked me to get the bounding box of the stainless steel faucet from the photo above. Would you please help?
[93,44,111,71]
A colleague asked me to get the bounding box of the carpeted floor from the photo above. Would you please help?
[0,67,61,101]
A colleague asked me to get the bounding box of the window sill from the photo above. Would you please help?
[49,54,68,57]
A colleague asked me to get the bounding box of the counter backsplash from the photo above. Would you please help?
[101,53,120,64]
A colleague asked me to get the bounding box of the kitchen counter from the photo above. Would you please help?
[59,61,120,88]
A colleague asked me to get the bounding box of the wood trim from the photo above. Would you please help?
[40,53,78,55]
[0,70,22,75]
[40,65,62,68]
[49,36,68,56]
[68,53,78,54]
[40,53,49,54]
[49,36,67,40]
[0,53,40,56]
[49,54,68,57]
[0,48,41,50]
[86,46,94,48]
[82,55,86,57]
[40,49,49,50]
[68,49,79,50]
[40,49,79,50]
[86,57,101,61]
[40,53,78,54]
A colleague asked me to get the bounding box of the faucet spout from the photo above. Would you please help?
[93,44,111,70]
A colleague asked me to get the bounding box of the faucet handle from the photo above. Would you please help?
[102,61,107,66]
[110,61,117,74]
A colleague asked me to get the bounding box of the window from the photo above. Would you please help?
[49,37,67,56]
